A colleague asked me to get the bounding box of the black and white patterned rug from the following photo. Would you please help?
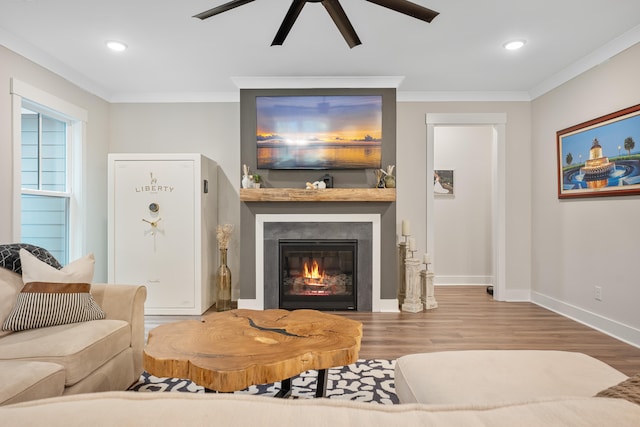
[129,359,398,404]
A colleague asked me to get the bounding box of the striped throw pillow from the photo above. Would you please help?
[1,282,105,332]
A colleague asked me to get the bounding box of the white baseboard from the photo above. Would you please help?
[435,283,488,286]
[378,299,400,313]
[433,284,530,302]
[502,289,532,302]
[237,298,262,310]
[532,291,640,349]
[435,275,493,286]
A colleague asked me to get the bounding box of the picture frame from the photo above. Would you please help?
[557,103,640,199]
[434,169,454,196]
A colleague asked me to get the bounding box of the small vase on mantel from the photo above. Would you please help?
[241,164,253,189]
[216,248,232,311]
[382,165,396,188]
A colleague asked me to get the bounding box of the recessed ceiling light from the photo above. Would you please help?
[106,41,128,52]
[503,40,526,51]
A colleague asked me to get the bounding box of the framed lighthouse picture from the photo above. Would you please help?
[557,103,640,199]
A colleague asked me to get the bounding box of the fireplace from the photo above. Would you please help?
[247,214,386,312]
[279,239,357,310]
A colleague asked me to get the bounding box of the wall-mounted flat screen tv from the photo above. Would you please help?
[256,95,382,169]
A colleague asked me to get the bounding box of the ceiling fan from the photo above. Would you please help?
[194,0,439,48]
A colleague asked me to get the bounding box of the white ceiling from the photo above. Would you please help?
[1,0,640,102]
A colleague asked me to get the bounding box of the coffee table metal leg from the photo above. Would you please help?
[274,369,327,398]
[204,388,230,393]
[315,369,328,398]
[274,377,292,398]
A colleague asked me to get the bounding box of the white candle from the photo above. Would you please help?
[423,253,431,264]
[402,220,410,236]
[409,238,416,251]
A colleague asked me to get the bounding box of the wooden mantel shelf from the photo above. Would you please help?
[240,188,396,202]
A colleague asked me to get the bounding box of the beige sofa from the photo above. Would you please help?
[0,267,146,405]
[1,390,639,426]
[391,350,639,425]
[394,350,630,405]
[1,350,639,426]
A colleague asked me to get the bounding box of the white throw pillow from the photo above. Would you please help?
[1,250,103,332]
[2,282,105,332]
[19,249,94,284]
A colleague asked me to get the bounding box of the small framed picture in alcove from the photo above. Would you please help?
[434,170,454,196]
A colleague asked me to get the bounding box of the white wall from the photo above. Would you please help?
[106,102,530,302]
[396,102,532,299]
[531,43,640,346]
[4,36,639,345]
[4,40,636,345]
[434,126,493,285]
[0,46,532,304]
[107,103,241,298]
[0,46,110,280]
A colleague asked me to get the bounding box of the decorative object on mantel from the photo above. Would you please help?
[374,169,385,188]
[252,174,261,188]
[320,174,334,188]
[241,164,253,189]
[215,223,234,311]
[305,181,327,190]
[381,165,396,188]
[420,253,438,310]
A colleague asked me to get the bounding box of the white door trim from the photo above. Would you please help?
[426,113,507,301]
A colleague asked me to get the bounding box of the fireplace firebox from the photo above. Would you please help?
[279,239,357,310]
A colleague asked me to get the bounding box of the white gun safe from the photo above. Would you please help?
[108,153,218,315]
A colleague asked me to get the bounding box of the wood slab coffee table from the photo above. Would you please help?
[143,309,362,397]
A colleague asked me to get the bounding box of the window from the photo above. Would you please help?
[11,79,87,265]
[20,104,71,264]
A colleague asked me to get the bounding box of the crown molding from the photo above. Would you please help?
[529,23,640,100]
[108,89,531,103]
[108,91,240,103]
[398,91,531,102]
[0,28,111,101]
[231,76,405,89]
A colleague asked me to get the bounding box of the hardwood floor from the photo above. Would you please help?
[339,286,640,376]
[144,286,640,376]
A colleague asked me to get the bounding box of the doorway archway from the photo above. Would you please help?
[426,113,506,300]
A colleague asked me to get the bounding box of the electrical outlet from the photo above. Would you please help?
[594,286,603,301]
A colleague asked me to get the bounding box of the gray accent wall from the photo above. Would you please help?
[239,88,397,307]
[240,88,397,189]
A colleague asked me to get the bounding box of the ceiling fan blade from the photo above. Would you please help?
[271,0,306,46]
[322,0,362,48]
[364,0,439,23]
[193,0,256,20]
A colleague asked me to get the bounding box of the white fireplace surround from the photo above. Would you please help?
[238,213,398,312]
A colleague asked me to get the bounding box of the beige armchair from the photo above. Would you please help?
[0,268,147,405]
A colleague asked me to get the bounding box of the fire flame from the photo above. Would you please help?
[303,260,324,282]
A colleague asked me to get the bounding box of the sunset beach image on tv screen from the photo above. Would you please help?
[256,95,382,169]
